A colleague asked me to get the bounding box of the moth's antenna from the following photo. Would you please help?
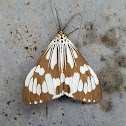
[48,0,59,32]
[62,13,81,31]
[66,28,79,36]
[55,8,62,31]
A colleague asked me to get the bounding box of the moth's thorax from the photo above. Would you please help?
[55,31,68,43]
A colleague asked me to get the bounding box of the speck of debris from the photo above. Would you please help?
[62,113,64,116]
[25,2,30,6]
[32,112,35,115]
[7,100,11,105]
[100,55,106,62]
[14,117,17,120]
[116,55,126,67]
[5,114,8,117]
[124,86,126,91]
[101,35,108,42]
[85,23,94,30]
[34,46,37,51]
[24,47,29,50]
[6,80,8,84]
[46,103,48,119]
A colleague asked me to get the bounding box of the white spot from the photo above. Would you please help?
[65,77,70,85]
[29,77,33,92]
[42,81,48,93]
[25,66,36,86]
[71,73,80,93]
[80,66,85,74]
[87,76,92,92]
[45,73,55,95]
[39,68,45,76]
[84,82,88,94]
[67,45,74,68]
[46,49,51,60]
[50,46,57,70]
[60,73,65,83]
[29,102,31,104]
[73,49,78,58]
[35,65,45,76]
[87,65,99,85]
[35,65,41,73]
[93,100,95,102]
[53,78,60,88]
[33,78,37,94]
[34,101,37,104]
[84,64,88,71]
[91,76,96,90]
[37,84,41,95]
[40,100,42,103]
[78,79,83,92]
[83,98,86,101]
[88,99,91,102]
[65,77,73,85]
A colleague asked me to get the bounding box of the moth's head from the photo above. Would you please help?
[55,31,67,42]
[58,31,64,35]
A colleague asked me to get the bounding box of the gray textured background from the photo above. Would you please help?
[0,0,126,126]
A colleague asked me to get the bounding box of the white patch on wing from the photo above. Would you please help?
[80,64,89,74]
[40,100,43,103]
[53,78,60,88]
[25,66,36,86]
[35,65,45,76]
[39,68,45,76]
[37,84,41,95]
[83,98,86,101]
[84,82,88,94]
[88,99,91,102]
[71,73,80,93]
[46,48,51,60]
[34,101,37,104]
[84,64,88,71]
[73,49,78,58]
[65,77,72,85]
[80,66,85,74]
[91,76,96,90]
[33,78,37,94]
[29,77,33,92]
[35,65,40,73]
[45,73,55,95]
[50,46,57,70]
[42,81,48,93]
[60,73,65,83]
[78,79,83,92]
[67,45,74,68]
[87,65,99,85]
[87,76,92,92]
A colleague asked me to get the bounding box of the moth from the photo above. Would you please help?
[22,14,102,105]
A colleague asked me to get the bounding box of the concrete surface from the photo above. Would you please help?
[0,0,126,126]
